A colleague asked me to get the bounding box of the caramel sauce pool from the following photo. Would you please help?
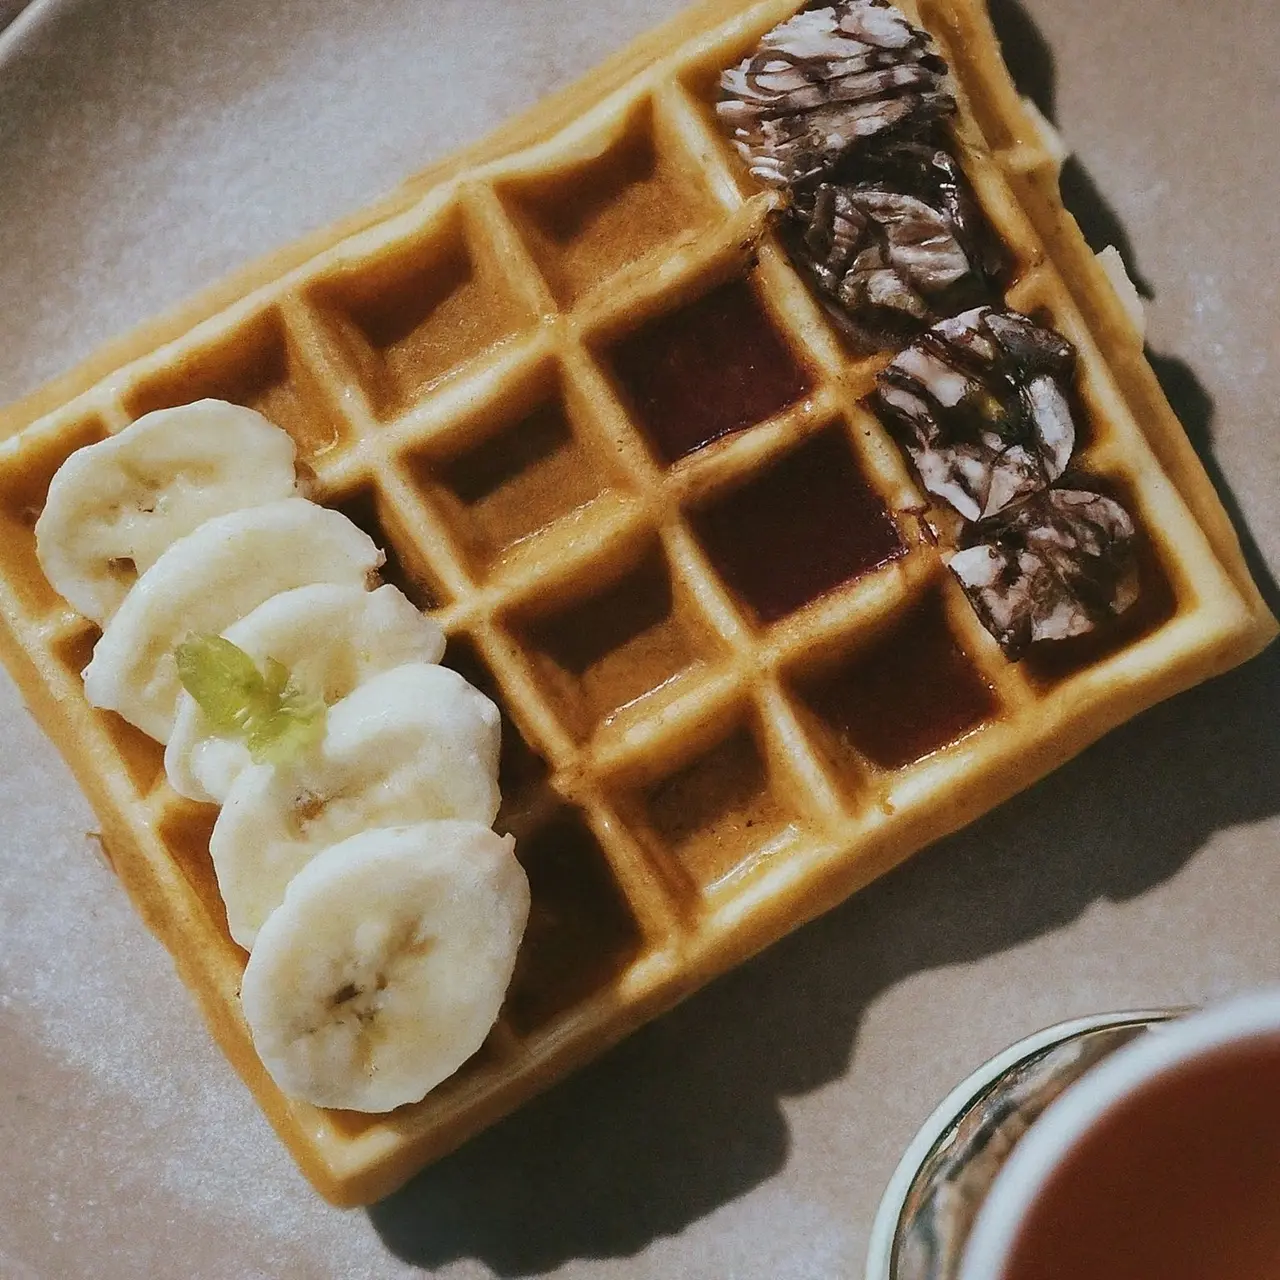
[1000,1034,1280,1280]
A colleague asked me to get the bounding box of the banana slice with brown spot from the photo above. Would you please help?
[239,821,529,1113]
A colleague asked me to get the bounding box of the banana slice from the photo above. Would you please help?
[83,499,382,742]
[164,583,446,804]
[35,400,299,624]
[240,821,528,1113]
[210,662,501,949]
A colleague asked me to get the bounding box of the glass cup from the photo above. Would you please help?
[867,991,1280,1280]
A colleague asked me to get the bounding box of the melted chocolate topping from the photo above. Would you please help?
[787,139,1008,347]
[948,487,1139,658]
[715,1,1143,658]
[717,0,954,188]
[873,306,1078,522]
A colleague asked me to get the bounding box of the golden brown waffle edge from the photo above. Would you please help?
[0,0,1274,1206]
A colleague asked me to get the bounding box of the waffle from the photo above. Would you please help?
[0,0,1272,1206]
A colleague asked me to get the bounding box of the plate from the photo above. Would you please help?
[0,1,1277,1276]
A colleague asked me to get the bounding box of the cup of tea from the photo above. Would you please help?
[957,990,1280,1280]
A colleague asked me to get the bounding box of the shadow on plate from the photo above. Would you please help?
[369,2,1279,1272]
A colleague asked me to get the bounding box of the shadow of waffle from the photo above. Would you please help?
[989,0,1153,298]
[368,1,1279,1271]
[987,0,1053,114]
[371,641,1280,1274]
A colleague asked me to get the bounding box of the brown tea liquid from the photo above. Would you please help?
[1001,1033,1280,1280]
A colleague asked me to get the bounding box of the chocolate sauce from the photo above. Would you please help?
[802,592,995,769]
[1020,477,1175,683]
[786,138,1010,349]
[716,0,954,189]
[691,427,905,623]
[607,278,812,464]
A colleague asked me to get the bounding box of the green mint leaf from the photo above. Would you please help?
[262,657,291,700]
[245,674,326,765]
[246,701,327,764]
[175,634,269,734]
[175,634,326,766]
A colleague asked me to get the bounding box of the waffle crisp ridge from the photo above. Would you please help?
[0,0,1274,1205]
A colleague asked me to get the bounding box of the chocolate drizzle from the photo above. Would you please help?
[717,0,954,188]
[788,141,1008,346]
[715,0,1142,657]
[948,488,1139,658]
[874,306,1078,522]
[873,306,1142,653]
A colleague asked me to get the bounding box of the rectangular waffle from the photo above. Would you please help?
[0,0,1272,1206]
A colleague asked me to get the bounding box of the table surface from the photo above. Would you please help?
[1,0,1277,1276]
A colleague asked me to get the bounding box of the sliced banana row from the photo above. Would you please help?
[35,402,529,1113]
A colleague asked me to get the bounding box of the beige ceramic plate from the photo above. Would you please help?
[0,1,1277,1277]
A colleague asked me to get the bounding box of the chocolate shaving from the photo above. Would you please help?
[717,0,954,188]
[787,141,1007,346]
[948,488,1139,657]
[873,306,1078,521]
